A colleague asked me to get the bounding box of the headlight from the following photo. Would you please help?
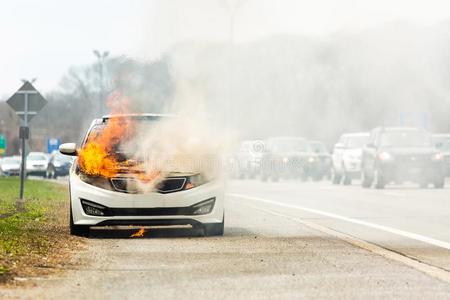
[308,157,315,163]
[432,153,444,161]
[79,172,116,191]
[378,152,392,161]
[183,174,208,190]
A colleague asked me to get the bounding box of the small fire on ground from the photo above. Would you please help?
[130,227,145,238]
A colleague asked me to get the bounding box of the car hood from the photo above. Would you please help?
[1,163,20,170]
[344,148,362,156]
[379,147,436,156]
[26,160,48,165]
[271,151,310,157]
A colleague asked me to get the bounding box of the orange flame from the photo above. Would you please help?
[78,92,135,178]
[130,227,145,238]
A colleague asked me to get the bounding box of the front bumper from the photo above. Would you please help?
[344,158,362,173]
[379,160,444,182]
[70,174,225,226]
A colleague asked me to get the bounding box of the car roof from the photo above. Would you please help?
[433,133,450,138]
[341,132,369,137]
[267,136,306,141]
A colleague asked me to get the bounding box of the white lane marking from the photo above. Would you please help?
[238,200,450,284]
[227,193,450,251]
[382,192,404,197]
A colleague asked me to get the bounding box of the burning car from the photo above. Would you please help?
[59,114,225,237]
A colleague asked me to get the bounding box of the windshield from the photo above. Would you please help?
[28,153,47,161]
[309,142,328,154]
[54,153,72,163]
[270,139,307,152]
[345,136,369,149]
[438,140,450,151]
[1,157,20,164]
[380,131,432,147]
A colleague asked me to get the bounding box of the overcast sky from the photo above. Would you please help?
[1,0,450,97]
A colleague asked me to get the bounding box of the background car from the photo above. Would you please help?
[307,140,331,181]
[433,134,450,176]
[0,156,21,176]
[361,127,445,189]
[46,151,73,179]
[260,136,310,181]
[26,152,49,178]
[331,132,369,185]
[231,140,263,179]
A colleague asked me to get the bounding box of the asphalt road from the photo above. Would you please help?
[3,178,450,299]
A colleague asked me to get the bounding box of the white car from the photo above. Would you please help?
[331,132,369,185]
[26,152,49,178]
[0,156,21,176]
[60,114,225,237]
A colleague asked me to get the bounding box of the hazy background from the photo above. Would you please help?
[1,0,450,154]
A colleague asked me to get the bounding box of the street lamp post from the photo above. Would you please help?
[220,0,248,127]
[93,50,109,116]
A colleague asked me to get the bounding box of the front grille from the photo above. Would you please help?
[157,178,186,193]
[111,177,139,193]
[396,155,428,165]
[110,177,187,194]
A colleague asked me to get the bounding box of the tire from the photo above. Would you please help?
[343,170,352,185]
[434,178,445,189]
[361,172,371,188]
[331,168,341,185]
[419,181,428,189]
[374,169,385,189]
[70,206,90,237]
[203,216,224,236]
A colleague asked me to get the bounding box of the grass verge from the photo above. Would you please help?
[0,177,83,285]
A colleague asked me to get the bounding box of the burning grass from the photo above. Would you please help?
[0,178,83,285]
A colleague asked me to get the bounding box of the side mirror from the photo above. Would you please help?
[334,143,345,150]
[59,143,78,156]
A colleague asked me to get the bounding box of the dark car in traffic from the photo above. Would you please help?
[433,134,450,176]
[260,137,312,181]
[361,127,445,189]
[307,140,331,181]
[46,151,73,179]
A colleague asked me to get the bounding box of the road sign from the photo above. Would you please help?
[47,138,61,153]
[0,135,6,155]
[7,81,47,211]
[7,81,47,124]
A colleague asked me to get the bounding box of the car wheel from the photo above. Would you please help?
[70,206,90,237]
[331,168,341,185]
[343,170,352,185]
[419,181,428,189]
[374,169,385,189]
[433,178,445,189]
[361,171,372,188]
[203,216,224,236]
